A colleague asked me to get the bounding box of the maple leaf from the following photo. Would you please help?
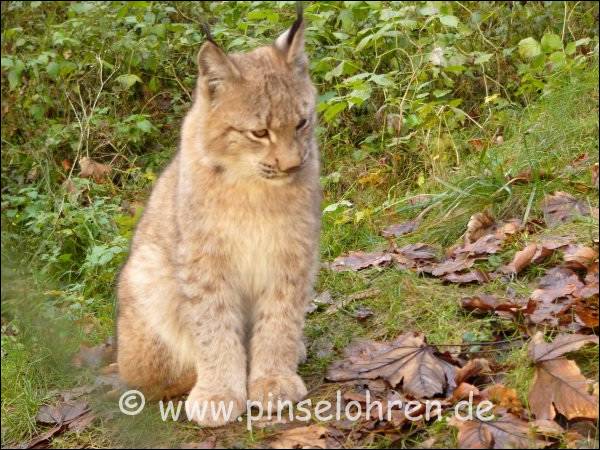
[528,332,599,420]
[326,332,457,399]
[450,410,549,449]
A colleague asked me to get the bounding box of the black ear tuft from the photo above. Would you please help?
[287,2,304,46]
[274,1,307,73]
[201,21,217,46]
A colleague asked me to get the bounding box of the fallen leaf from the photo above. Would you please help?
[542,192,591,227]
[449,411,549,449]
[330,251,392,272]
[528,332,599,362]
[36,400,89,425]
[430,255,475,277]
[270,425,341,449]
[326,332,457,398]
[16,425,63,449]
[592,163,599,190]
[61,159,72,172]
[562,245,598,270]
[530,267,584,304]
[502,244,539,274]
[67,411,96,432]
[465,211,495,244]
[455,234,503,257]
[480,384,523,414]
[392,243,438,266]
[528,332,599,420]
[455,359,491,385]
[508,168,550,185]
[78,157,112,182]
[382,219,421,238]
[450,382,480,402]
[573,297,599,328]
[443,270,490,284]
[461,295,522,316]
[531,419,565,438]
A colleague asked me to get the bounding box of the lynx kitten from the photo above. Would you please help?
[116,11,320,426]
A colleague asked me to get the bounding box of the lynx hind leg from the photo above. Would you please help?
[117,280,195,400]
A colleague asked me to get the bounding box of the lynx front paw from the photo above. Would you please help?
[248,373,307,409]
[185,387,246,427]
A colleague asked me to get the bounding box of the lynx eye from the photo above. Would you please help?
[251,129,269,139]
[296,118,307,130]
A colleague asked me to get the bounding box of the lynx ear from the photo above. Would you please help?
[197,41,240,97]
[274,2,307,73]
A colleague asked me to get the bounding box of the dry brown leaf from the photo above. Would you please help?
[465,211,495,244]
[67,411,96,432]
[450,382,480,402]
[270,425,341,449]
[542,192,591,227]
[443,270,489,284]
[381,219,420,238]
[508,168,550,185]
[502,244,539,274]
[528,332,599,362]
[528,332,599,420]
[36,400,89,425]
[326,332,457,398]
[530,267,584,304]
[526,299,572,326]
[531,419,565,438]
[455,359,491,385]
[480,384,523,414]
[529,359,598,420]
[78,157,112,182]
[573,297,599,328]
[393,243,438,263]
[16,425,63,449]
[461,295,522,316]
[454,234,504,258]
[563,245,598,270]
[430,255,475,277]
[330,251,392,272]
[449,411,549,449]
[592,163,599,190]
[61,159,72,172]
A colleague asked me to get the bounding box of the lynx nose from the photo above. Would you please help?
[275,154,302,173]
